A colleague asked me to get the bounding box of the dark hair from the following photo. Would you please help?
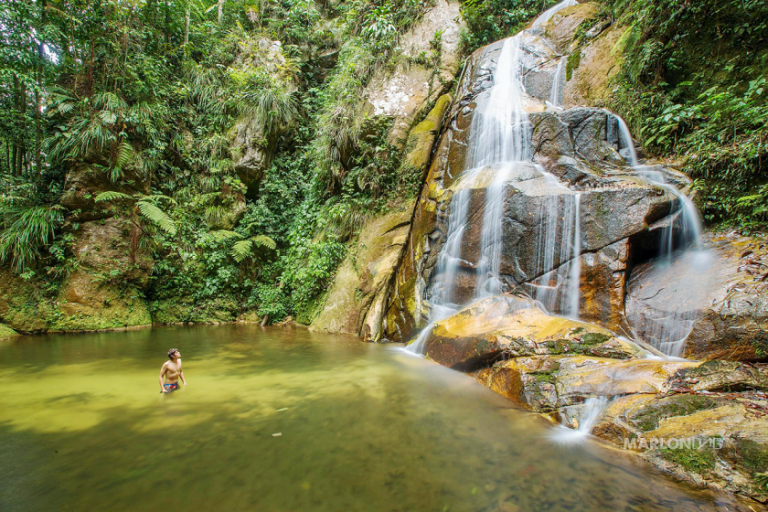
[168,348,179,360]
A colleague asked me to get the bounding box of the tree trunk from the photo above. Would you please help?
[217,0,224,23]
[184,1,190,46]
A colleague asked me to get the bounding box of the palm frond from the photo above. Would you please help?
[0,204,65,272]
[114,140,135,170]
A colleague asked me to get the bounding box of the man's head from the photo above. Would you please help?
[168,348,180,360]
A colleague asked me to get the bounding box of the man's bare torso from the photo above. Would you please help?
[163,360,182,383]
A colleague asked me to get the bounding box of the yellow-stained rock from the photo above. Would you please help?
[311,207,414,340]
[561,25,623,108]
[421,294,644,368]
[554,357,699,405]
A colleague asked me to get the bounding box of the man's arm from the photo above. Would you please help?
[178,358,187,385]
[159,362,168,393]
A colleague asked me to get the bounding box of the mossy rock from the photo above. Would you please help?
[0,323,20,339]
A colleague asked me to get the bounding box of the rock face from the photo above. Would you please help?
[0,216,153,333]
[365,0,465,149]
[311,208,413,341]
[626,232,768,362]
[230,38,298,193]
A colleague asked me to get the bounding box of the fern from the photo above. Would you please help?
[230,235,276,262]
[94,191,134,203]
[114,140,135,171]
[251,235,276,251]
[231,239,253,262]
[136,201,177,236]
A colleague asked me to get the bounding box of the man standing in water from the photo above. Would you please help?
[159,348,187,393]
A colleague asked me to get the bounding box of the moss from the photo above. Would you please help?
[0,323,19,339]
[735,438,768,473]
[631,395,718,432]
[565,48,581,81]
[658,444,716,474]
[581,332,611,345]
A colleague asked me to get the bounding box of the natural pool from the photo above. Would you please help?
[0,325,743,511]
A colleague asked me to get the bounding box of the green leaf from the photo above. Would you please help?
[231,239,253,262]
[94,191,134,203]
[137,201,177,236]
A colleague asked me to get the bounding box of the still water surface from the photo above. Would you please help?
[0,325,743,511]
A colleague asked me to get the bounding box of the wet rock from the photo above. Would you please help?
[594,392,768,503]
[475,356,561,412]
[418,294,640,369]
[671,360,768,393]
[626,233,768,361]
[553,357,697,406]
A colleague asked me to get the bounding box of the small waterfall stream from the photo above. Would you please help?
[610,112,708,356]
[549,58,566,108]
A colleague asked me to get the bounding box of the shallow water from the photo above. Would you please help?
[0,326,741,511]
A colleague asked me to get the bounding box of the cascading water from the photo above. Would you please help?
[548,58,566,108]
[610,112,709,357]
[549,396,609,444]
[531,0,579,29]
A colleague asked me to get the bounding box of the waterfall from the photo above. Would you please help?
[566,193,581,318]
[613,113,639,167]
[549,58,565,108]
[549,396,609,445]
[408,6,584,354]
[610,112,707,357]
[531,0,579,29]
[466,37,531,168]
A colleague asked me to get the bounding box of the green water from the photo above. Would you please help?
[0,325,741,511]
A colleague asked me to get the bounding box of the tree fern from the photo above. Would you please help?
[251,235,276,251]
[210,230,242,242]
[231,239,253,262]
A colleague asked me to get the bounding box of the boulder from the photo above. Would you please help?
[417,294,642,369]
